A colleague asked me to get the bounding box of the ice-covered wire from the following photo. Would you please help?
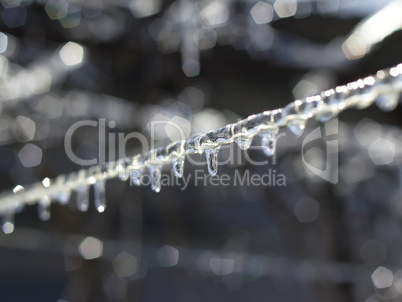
[0,63,401,233]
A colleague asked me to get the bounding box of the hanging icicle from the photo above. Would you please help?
[205,148,219,176]
[260,130,278,157]
[287,119,306,137]
[76,184,90,212]
[376,91,400,111]
[38,196,51,221]
[130,169,143,186]
[93,179,106,213]
[172,157,185,178]
[149,165,162,193]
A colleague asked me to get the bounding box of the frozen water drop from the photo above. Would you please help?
[355,86,376,109]
[38,196,51,221]
[93,179,106,213]
[119,173,129,182]
[287,119,306,137]
[205,148,219,176]
[327,95,345,107]
[261,131,277,157]
[130,169,142,186]
[58,189,71,205]
[172,157,185,178]
[315,109,337,123]
[376,92,399,112]
[149,165,162,193]
[117,161,130,182]
[76,184,89,212]
[2,210,14,234]
[235,136,253,150]
[394,74,402,91]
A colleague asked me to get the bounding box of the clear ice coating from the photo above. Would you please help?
[173,157,185,178]
[375,92,399,111]
[2,210,14,234]
[149,165,162,193]
[287,119,306,137]
[76,184,90,212]
[235,136,253,150]
[130,169,142,186]
[38,196,51,221]
[93,179,106,213]
[261,130,277,156]
[205,148,219,176]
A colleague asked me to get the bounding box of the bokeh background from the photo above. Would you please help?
[0,0,401,301]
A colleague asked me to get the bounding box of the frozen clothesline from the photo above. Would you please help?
[1,63,402,234]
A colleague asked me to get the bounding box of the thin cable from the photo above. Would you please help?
[1,63,401,232]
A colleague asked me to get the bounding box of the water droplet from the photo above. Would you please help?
[315,110,337,123]
[235,136,253,150]
[279,102,298,126]
[327,95,345,107]
[205,148,219,176]
[287,119,306,137]
[117,160,130,182]
[376,92,399,112]
[173,157,185,178]
[355,86,376,109]
[94,179,106,213]
[261,130,277,156]
[2,210,14,234]
[130,169,142,186]
[76,184,89,212]
[149,166,162,193]
[58,189,71,205]
[394,74,402,90]
[38,196,51,221]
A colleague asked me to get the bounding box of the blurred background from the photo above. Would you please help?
[0,0,402,301]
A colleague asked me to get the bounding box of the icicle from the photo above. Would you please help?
[130,169,142,186]
[235,136,253,150]
[76,184,89,212]
[315,110,337,123]
[315,93,343,122]
[327,94,345,107]
[58,189,71,205]
[394,74,402,90]
[205,148,219,176]
[117,160,130,182]
[315,100,337,123]
[232,119,255,150]
[149,166,162,193]
[93,179,106,213]
[2,209,14,234]
[375,92,399,111]
[172,157,185,178]
[38,196,51,221]
[287,119,306,137]
[260,130,277,157]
